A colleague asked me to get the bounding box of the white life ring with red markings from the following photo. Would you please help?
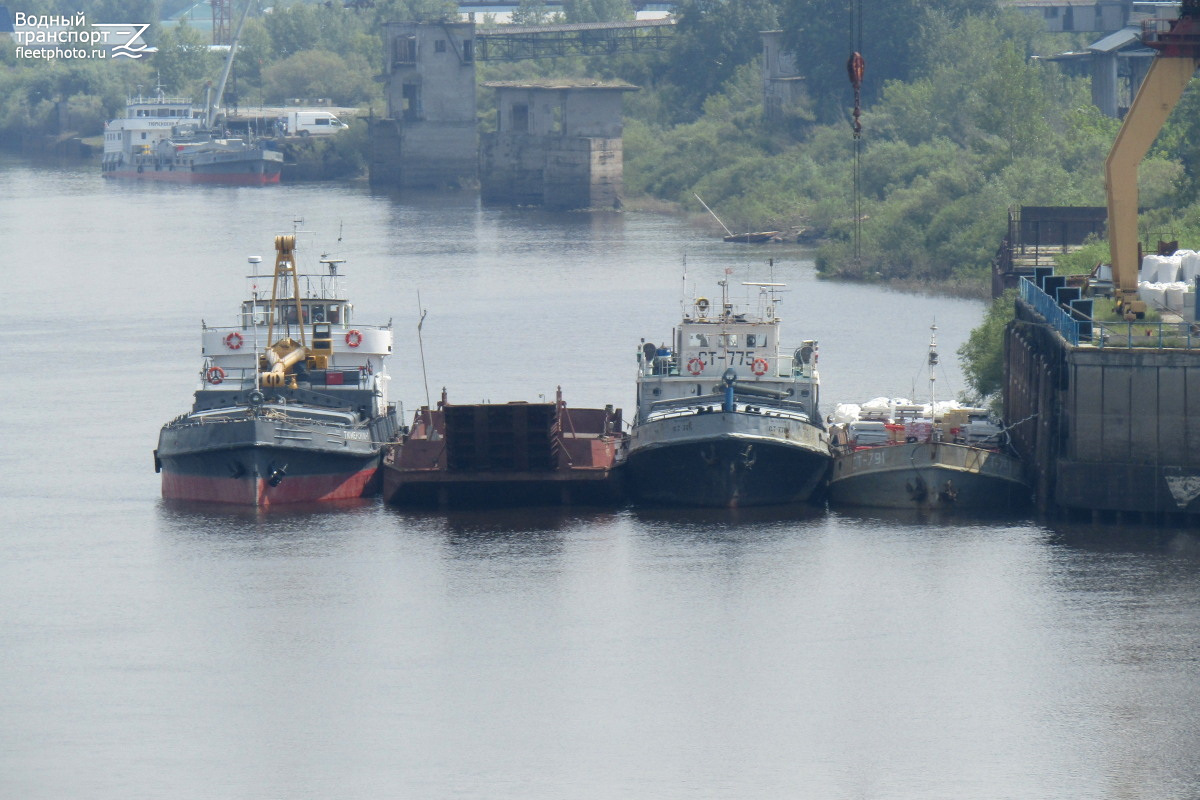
[206,366,226,385]
[223,331,243,350]
[345,329,363,347]
[687,357,705,376]
[752,357,769,376]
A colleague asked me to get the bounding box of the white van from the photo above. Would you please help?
[281,111,350,137]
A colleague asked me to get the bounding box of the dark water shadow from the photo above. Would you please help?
[828,503,1037,530]
[1041,516,1200,558]
[624,501,830,532]
[382,502,621,537]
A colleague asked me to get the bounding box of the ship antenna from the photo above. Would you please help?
[416,291,431,409]
[248,255,263,391]
[680,253,687,318]
[927,322,938,410]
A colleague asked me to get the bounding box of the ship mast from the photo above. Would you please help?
[927,323,938,411]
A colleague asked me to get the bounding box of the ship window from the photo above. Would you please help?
[720,334,738,347]
[746,334,761,347]
[327,305,341,323]
[688,333,709,347]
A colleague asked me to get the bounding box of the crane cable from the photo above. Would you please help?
[847,0,865,266]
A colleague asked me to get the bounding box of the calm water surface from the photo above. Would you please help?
[2,155,1199,799]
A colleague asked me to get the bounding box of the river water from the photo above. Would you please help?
[2,155,1199,799]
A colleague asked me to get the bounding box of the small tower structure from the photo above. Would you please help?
[211,0,232,46]
[760,30,806,122]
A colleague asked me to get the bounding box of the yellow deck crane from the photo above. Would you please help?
[1105,1,1200,318]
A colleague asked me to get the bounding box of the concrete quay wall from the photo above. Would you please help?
[1007,299,1200,519]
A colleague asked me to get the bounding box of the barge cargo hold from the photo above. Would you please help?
[382,390,625,508]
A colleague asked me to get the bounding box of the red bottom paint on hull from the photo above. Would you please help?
[104,171,280,186]
[162,467,377,506]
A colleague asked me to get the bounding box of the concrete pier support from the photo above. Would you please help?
[1006,291,1200,516]
[480,81,637,210]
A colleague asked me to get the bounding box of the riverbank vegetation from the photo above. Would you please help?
[4,0,1199,295]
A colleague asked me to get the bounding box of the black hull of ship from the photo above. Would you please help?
[623,437,830,508]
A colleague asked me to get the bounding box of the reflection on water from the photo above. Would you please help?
[829,503,1041,530]
[3,157,1200,799]
[1046,518,1200,557]
[385,503,620,536]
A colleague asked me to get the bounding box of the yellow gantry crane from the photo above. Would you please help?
[1105,1,1200,318]
[260,234,312,389]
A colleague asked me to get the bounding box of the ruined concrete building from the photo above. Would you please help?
[370,22,478,188]
[480,81,638,210]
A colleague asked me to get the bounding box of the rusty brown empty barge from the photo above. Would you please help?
[382,389,626,508]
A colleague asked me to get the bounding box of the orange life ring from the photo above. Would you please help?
[206,366,226,385]
[345,329,363,347]
[752,357,769,376]
[223,331,243,350]
[687,357,705,376]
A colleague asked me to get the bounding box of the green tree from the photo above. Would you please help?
[958,290,1016,402]
[263,3,322,59]
[562,0,632,23]
[262,49,375,105]
[662,0,780,121]
[1155,77,1200,203]
[511,0,551,26]
[154,19,218,94]
[778,0,997,123]
[369,0,458,27]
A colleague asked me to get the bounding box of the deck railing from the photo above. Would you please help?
[1020,277,1200,350]
[1020,278,1080,346]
